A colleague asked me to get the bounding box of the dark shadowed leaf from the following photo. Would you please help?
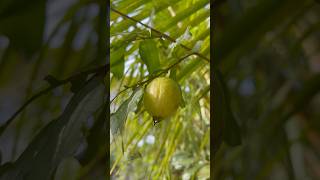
[213,71,226,154]
[213,70,241,153]
[0,76,106,180]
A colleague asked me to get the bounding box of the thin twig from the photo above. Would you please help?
[0,64,107,136]
[110,7,210,62]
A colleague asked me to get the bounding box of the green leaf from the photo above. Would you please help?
[112,56,124,79]
[111,88,144,136]
[139,39,161,74]
[111,45,126,79]
[213,72,225,154]
[0,76,106,180]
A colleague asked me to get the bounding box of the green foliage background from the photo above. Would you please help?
[214,0,320,179]
[110,0,210,179]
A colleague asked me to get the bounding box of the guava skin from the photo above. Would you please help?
[143,77,182,118]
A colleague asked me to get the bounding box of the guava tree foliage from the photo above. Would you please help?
[0,0,107,179]
[214,0,320,179]
[110,0,210,179]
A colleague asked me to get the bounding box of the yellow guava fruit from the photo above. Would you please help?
[143,77,182,118]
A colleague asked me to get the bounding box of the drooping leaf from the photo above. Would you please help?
[111,87,143,136]
[111,45,126,79]
[0,76,106,180]
[213,70,241,154]
[139,39,161,74]
[213,71,225,154]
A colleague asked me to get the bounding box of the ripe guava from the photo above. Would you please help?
[143,77,182,119]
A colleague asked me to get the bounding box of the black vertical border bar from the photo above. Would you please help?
[106,0,111,179]
[210,0,214,178]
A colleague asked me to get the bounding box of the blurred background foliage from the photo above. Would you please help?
[0,0,107,179]
[214,0,320,179]
[110,0,210,179]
